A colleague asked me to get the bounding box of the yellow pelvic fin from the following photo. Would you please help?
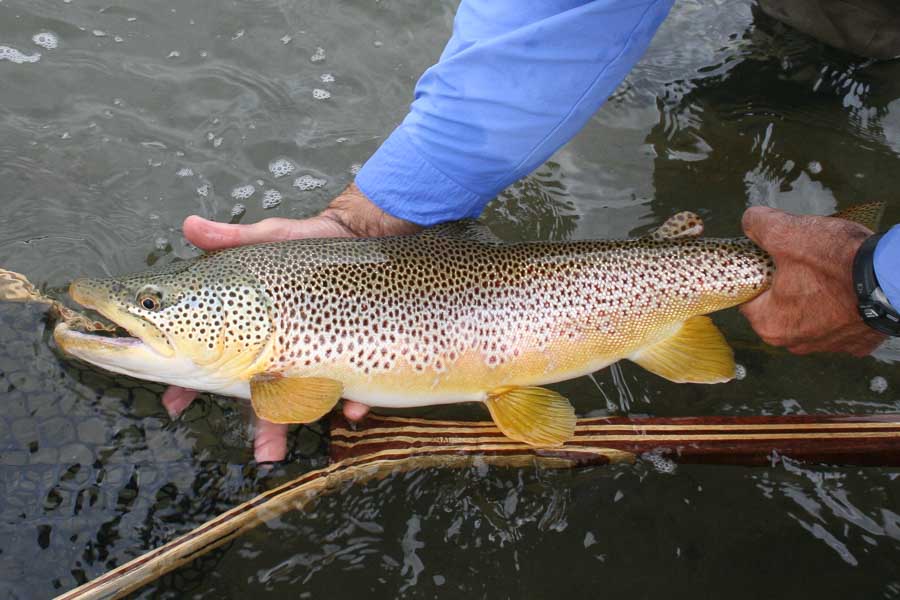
[629,316,735,384]
[832,202,886,232]
[648,211,705,240]
[484,386,576,447]
[250,374,343,423]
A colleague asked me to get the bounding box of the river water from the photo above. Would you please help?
[1,0,899,598]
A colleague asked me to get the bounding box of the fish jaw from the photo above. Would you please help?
[69,277,174,357]
[53,323,251,396]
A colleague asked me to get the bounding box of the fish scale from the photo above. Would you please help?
[214,226,773,404]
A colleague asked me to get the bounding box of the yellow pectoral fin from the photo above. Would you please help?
[250,374,343,424]
[485,386,576,447]
[629,316,735,384]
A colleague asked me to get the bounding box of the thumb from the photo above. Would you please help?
[183,215,353,251]
[740,206,799,254]
[738,288,777,344]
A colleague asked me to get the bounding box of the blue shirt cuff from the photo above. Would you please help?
[874,224,900,307]
[355,126,490,226]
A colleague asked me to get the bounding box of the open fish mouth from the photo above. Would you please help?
[52,302,126,335]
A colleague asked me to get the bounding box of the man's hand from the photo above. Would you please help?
[740,206,885,356]
[165,183,420,463]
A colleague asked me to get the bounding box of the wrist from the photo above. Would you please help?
[853,233,900,336]
[319,183,422,238]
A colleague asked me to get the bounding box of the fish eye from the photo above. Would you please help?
[136,287,163,311]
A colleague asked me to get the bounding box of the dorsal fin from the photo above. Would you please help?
[422,220,502,244]
[646,211,705,240]
[832,202,886,232]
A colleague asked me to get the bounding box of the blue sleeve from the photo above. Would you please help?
[874,225,900,307]
[354,0,673,225]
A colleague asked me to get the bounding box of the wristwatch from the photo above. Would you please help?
[853,233,900,337]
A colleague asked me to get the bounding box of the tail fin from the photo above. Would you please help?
[832,202,886,232]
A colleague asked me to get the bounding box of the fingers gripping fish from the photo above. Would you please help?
[48,205,881,447]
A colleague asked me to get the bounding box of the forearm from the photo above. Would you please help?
[356,0,673,225]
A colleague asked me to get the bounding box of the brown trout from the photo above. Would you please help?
[49,207,878,446]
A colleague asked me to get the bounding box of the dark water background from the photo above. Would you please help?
[2,0,900,598]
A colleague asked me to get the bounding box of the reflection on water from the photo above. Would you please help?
[483,161,580,241]
[1,0,900,598]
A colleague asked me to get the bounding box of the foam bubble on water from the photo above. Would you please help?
[167,50,180,58]
[734,364,746,380]
[231,184,255,200]
[643,451,677,474]
[232,29,245,40]
[32,32,58,50]
[176,167,193,177]
[373,40,383,47]
[268,158,295,178]
[92,30,107,37]
[310,46,325,62]
[312,88,331,100]
[281,35,292,45]
[293,174,326,191]
[114,36,124,43]
[808,161,823,175]
[0,46,41,64]
[154,237,169,250]
[320,73,334,83]
[197,183,210,197]
[61,131,71,139]
[127,17,137,22]
[230,203,246,217]
[349,163,362,175]
[870,376,888,394]
[213,137,223,148]
[262,189,283,209]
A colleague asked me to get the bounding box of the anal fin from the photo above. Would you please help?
[485,386,576,447]
[629,316,735,383]
[250,374,343,423]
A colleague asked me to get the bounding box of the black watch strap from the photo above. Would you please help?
[853,233,900,336]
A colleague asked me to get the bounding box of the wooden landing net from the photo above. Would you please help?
[56,412,900,600]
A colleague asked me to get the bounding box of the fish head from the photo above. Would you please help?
[53,255,273,391]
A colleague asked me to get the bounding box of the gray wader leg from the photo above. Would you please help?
[759,0,900,59]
